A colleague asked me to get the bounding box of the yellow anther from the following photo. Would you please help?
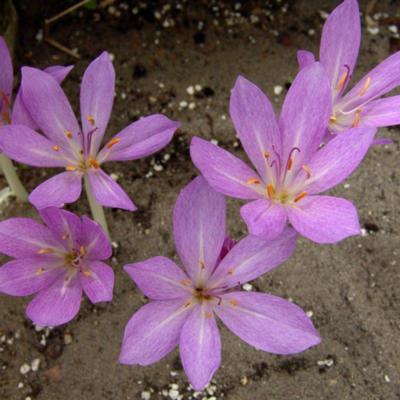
[294,191,307,203]
[247,178,261,185]
[184,300,192,308]
[287,157,293,171]
[204,312,213,319]
[64,130,73,139]
[79,246,86,256]
[199,260,205,270]
[66,165,77,171]
[263,151,270,159]
[358,76,371,96]
[37,248,53,255]
[229,299,238,307]
[180,279,192,286]
[52,145,60,152]
[302,165,312,179]
[89,157,100,169]
[335,70,348,91]
[83,270,92,277]
[35,267,45,275]
[329,115,337,124]
[62,233,70,240]
[267,184,275,199]
[106,137,121,149]
[352,109,362,127]
[87,115,95,126]
[227,269,234,275]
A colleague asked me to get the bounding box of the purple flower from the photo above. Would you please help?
[0,36,72,128]
[119,177,319,390]
[191,64,377,244]
[0,207,113,326]
[297,0,400,136]
[0,51,180,210]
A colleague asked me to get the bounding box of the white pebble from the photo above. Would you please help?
[31,358,40,372]
[388,25,398,34]
[306,310,314,318]
[20,363,31,375]
[360,228,368,237]
[273,85,283,95]
[154,164,164,172]
[211,139,218,145]
[195,84,202,91]
[384,375,390,383]
[141,391,151,400]
[179,100,188,108]
[186,86,195,95]
[17,382,24,389]
[169,389,180,399]
[242,283,253,291]
[367,27,379,35]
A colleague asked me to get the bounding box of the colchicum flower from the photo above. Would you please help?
[0,51,179,210]
[191,63,377,244]
[297,0,400,137]
[0,36,72,200]
[0,207,113,326]
[119,177,319,390]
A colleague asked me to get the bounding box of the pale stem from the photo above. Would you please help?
[84,176,110,240]
[0,154,28,201]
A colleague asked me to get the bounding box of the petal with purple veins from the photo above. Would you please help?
[287,195,360,244]
[124,257,192,300]
[180,305,221,391]
[215,292,320,354]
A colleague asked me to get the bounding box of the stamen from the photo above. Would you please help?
[62,233,70,240]
[66,165,77,171]
[37,248,53,255]
[199,260,206,270]
[247,178,261,185]
[294,192,307,203]
[79,246,86,256]
[352,109,362,127]
[263,151,270,159]
[83,270,92,277]
[267,184,275,199]
[227,268,234,275]
[335,64,351,92]
[89,157,100,169]
[184,300,192,308]
[329,115,337,123]
[106,137,121,149]
[358,76,371,96]
[229,299,238,307]
[52,145,60,152]
[301,165,312,179]
[87,115,95,126]
[180,279,192,286]
[286,147,301,171]
[35,267,46,275]
[64,130,73,139]
[204,312,213,318]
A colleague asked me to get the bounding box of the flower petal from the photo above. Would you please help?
[320,0,360,96]
[26,273,82,326]
[209,228,297,290]
[80,260,114,303]
[215,292,320,354]
[339,51,400,111]
[299,125,376,194]
[240,199,287,241]
[180,305,221,391]
[80,52,115,155]
[87,169,136,211]
[99,114,179,162]
[124,257,191,300]
[297,50,315,70]
[29,172,82,209]
[0,125,69,167]
[0,257,63,296]
[230,76,281,182]
[190,136,262,200]
[0,217,61,258]
[12,65,74,128]
[80,216,112,260]
[279,63,332,171]
[21,67,80,151]
[119,299,191,365]
[0,36,13,96]
[360,96,400,128]
[39,207,82,247]
[287,195,360,244]
[173,176,226,284]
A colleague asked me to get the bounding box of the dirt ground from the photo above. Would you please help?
[0,1,399,399]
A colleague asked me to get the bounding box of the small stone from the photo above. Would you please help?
[273,85,283,95]
[384,375,390,383]
[306,310,314,318]
[186,86,195,96]
[179,101,188,108]
[20,363,31,375]
[141,391,151,400]
[169,389,179,399]
[242,283,252,291]
[31,358,41,372]
[194,84,202,92]
[367,27,379,35]
[240,376,249,386]
[154,164,164,172]
[188,102,196,110]
[211,139,218,145]
[17,382,24,389]
[388,25,398,34]
[64,333,73,345]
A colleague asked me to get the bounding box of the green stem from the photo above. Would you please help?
[84,177,110,240]
[0,154,28,202]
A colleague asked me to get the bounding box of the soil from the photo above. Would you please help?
[0,1,399,399]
